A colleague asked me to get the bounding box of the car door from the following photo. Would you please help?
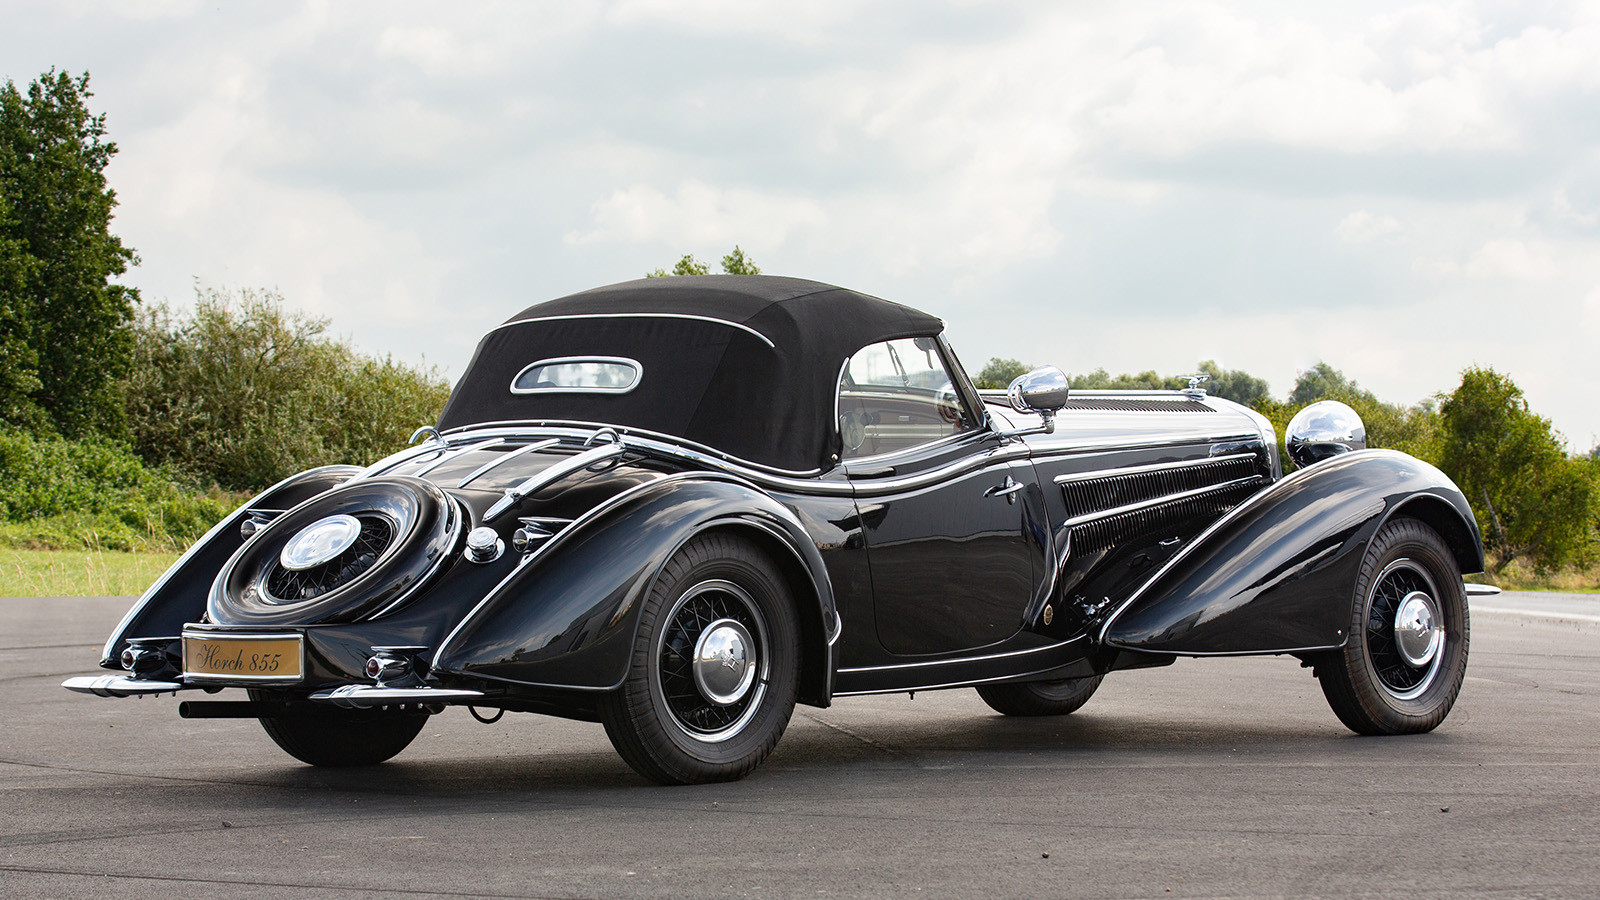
[838,337,1043,657]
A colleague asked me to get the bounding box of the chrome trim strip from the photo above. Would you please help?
[455,438,560,489]
[99,465,362,663]
[496,313,776,348]
[1052,452,1259,485]
[180,629,307,685]
[509,356,643,396]
[430,424,1260,500]
[439,420,828,479]
[63,675,189,697]
[836,637,1084,675]
[412,437,502,478]
[832,655,1088,696]
[434,471,711,662]
[483,441,628,522]
[1061,475,1264,529]
[309,684,485,709]
[1464,582,1501,596]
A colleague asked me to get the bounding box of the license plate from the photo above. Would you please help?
[183,633,304,683]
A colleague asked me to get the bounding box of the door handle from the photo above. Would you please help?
[984,476,1025,504]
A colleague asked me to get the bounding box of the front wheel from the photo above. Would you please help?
[977,675,1104,716]
[600,533,799,785]
[1316,518,1469,735]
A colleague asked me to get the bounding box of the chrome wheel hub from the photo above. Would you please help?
[1393,590,1442,667]
[691,618,756,706]
[280,514,362,571]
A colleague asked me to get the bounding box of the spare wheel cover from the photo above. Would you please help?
[208,476,460,626]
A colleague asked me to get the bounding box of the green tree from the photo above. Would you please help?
[1065,361,1268,404]
[125,286,451,490]
[0,70,138,437]
[647,246,761,277]
[1438,367,1595,573]
[1288,362,1373,406]
[720,245,761,275]
[976,357,1031,389]
[1194,360,1269,405]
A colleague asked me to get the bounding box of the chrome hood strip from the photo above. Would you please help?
[1053,452,1259,485]
[1061,475,1265,529]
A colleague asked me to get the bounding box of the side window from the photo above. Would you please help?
[838,337,978,460]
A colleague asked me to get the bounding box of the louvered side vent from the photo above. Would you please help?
[1060,398,1215,412]
[1069,480,1260,554]
[1060,456,1259,519]
[1059,456,1264,555]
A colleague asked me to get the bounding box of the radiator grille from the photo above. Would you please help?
[1061,398,1215,412]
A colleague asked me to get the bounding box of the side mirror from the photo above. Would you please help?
[1002,366,1069,436]
[1285,400,1366,469]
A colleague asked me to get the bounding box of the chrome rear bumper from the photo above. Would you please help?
[309,684,485,709]
[62,675,188,698]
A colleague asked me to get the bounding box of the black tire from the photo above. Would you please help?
[1317,517,1469,735]
[252,694,428,767]
[976,675,1104,716]
[600,533,800,785]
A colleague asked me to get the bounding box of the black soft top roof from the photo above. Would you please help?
[437,275,944,473]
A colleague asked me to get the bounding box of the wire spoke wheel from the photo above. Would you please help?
[655,579,770,740]
[1317,518,1469,735]
[1364,560,1445,701]
[601,533,799,785]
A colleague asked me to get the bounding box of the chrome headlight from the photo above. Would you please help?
[1285,400,1366,469]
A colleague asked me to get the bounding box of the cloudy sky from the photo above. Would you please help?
[6,0,1598,449]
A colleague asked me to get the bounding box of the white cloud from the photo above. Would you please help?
[1336,211,1405,244]
[6,0,1600,445]
[1464,238,1559,279]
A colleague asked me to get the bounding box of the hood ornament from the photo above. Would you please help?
[1182,374,1210,400]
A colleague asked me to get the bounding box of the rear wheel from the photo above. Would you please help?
[251,691,428,766]
[977,675,1104,716]
[600,533,799,785]
[1316,518,1469,735]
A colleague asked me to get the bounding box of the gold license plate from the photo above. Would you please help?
[183,633,303,683]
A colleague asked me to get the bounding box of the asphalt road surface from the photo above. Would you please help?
[2,593,1596,899]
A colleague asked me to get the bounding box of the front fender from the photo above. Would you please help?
[99,466,363,668]
[1100,450,1482,655]
[432,473,837,695]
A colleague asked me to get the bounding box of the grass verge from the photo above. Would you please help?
[0,548,179,597]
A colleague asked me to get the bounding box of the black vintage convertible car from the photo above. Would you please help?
[66,275,1483,784]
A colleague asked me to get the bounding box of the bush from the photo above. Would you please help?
[0,430,241,550]
[125,286,451,490]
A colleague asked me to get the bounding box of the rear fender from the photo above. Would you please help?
[1100,450,1481,655]
[99,466,363,668]
[432,473,838,703]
